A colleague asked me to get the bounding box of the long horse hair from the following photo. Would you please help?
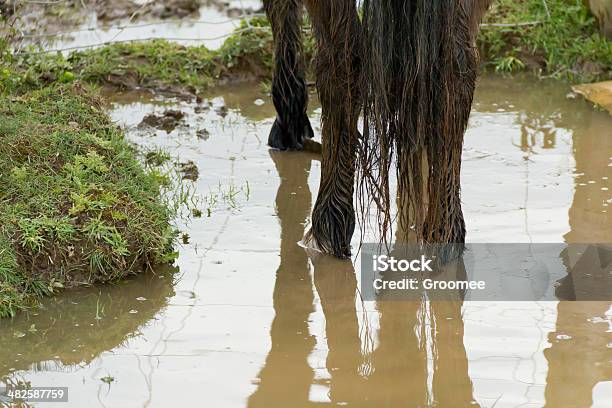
[358,0,489,247]
[303,0,362,258]
[264,0,491,258]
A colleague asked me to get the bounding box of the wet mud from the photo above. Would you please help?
[139,109,186,133]
[8,0,264,51]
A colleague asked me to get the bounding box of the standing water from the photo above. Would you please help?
[0,75,610,407]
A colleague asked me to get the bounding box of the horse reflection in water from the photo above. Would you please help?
[544,104,612,407]
[247,151,317,405]
[248,152,478,407]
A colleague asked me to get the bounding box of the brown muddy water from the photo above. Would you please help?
[0,75,611,407]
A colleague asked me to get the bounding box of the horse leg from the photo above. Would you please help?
[426,0,491,245]
[264,0,314,150]
[303,0,361,258]
[361,0,491,248]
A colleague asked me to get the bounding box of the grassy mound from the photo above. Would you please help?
[479,0,612,80]
[0,82,177,318]
[71,19,275,93]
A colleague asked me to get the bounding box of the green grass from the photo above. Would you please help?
[479,0,612,80]
[0,82,177,318]
[1,17,318,95]
[2,17,278,95]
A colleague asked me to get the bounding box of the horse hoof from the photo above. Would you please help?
[301,227,352,260]
[298,234,324,261]
[267,116,314,151]
[299,230,322,250]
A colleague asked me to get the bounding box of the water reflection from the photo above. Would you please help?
[544,302,612,407]
[310,258,478,406]
[367,244,477,407]
[543,93,612,405]
[311,257,365,405]
[249,74,610,407]
[429,301,477,408]
[476,75,611,406]
[565,105,611,243]
[0,268,177,380]
[476,77,611,225]
[249,150,478,406]
[247,151,317,408]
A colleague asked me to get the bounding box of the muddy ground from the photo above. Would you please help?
[4,0,263,35]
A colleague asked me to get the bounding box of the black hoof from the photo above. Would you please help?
[268,115,314,151]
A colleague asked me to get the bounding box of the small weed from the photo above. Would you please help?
[201,181,252,215]
[145,149,171,167]
[95,297,105,320]
[494,55,526,73]
[259,80,272,94]
[100,375,115,385]
[244,181,251,201]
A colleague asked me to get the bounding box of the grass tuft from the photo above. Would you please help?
[0,81,177,318]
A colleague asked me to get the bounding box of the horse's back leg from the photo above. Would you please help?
[361,0,492,246]
[303,0,361,258]
[264,0,314,150]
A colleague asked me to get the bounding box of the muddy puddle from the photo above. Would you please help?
[13,0,264,52]
[0,75,611,407]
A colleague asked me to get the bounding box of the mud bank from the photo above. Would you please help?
[5,0,608,105]
[2,0,254,35]
[5,0,610,91]
[5,16,284,98]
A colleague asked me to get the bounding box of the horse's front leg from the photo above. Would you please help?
[303,0,361,258]
[264,0,314,150]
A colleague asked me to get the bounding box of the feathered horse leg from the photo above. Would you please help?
[303,0,362,258]
[361,0,491,253]
[264,0,314,150]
